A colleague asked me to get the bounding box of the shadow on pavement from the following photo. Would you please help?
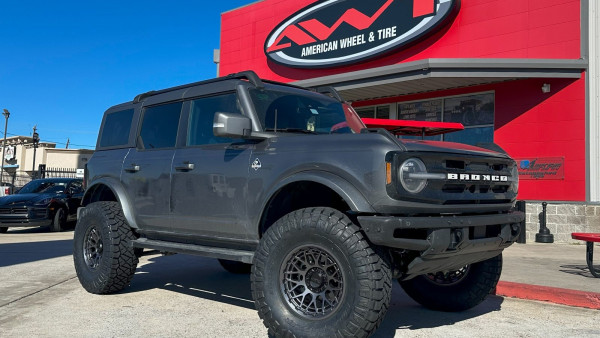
[122,253,504,332]
[375,290,504,337]
[123,254,255,310]
[560,265,597,279]
[0,222,76,235]
[0,239,73,267]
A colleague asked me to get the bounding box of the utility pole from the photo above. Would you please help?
[1,109,10,185]
[32,126,40,179]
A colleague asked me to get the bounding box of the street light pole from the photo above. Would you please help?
[1,109,10,185]
[32,126,39,179]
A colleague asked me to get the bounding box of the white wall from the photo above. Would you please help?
[45,149,93,169]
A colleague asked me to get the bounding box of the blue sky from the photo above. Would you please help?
[0,0,253,149]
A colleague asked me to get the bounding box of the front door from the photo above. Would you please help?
[170,93,253,240]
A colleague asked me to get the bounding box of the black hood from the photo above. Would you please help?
[401,140,510,159]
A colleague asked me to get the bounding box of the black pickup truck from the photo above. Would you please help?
[73,71,523,337]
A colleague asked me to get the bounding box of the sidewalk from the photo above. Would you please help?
[498,242,600,309]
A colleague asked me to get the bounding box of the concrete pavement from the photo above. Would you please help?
[499,241,600,309]
[0,227,599,337]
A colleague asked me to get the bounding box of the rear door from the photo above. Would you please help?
[121,101,183,232]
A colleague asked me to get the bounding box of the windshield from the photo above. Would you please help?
[18,181,67,194]
[250,88,365,134]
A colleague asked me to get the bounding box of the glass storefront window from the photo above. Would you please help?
[355,105,389,119]
[356,93,495,146]
[356,107,375,118]
[376,106,390,119]
[444,126,494,145]
[443,93,494,126]
[398,100,442,122]
[396,92,494,146]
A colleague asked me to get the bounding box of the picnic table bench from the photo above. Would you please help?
[571,233,600,278]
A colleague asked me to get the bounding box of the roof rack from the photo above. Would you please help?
[132,70,265,103]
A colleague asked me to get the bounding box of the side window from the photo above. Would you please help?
[187,93,241,146]
[99,109,134,148]
[139,102,183,149]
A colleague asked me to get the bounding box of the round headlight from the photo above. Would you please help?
[399,158,428,194]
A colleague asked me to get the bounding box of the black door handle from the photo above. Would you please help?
[175,162,195,171]
[124,164,140,173]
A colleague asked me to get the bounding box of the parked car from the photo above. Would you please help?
[0,178,83,233]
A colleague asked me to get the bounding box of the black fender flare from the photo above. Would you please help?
[82,177,139,229]
[256,170,375,232]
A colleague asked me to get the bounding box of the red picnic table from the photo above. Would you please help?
[571,233,600,278]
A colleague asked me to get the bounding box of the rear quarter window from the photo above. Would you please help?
[99,109,134,148]
[139,102,183,149]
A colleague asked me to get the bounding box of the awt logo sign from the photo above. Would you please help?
[264,0,460,68]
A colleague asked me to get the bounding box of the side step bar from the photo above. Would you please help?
[131,238,254,264]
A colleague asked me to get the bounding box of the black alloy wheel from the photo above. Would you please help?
[251,207,392,338]
[399,254,502,312]
[280,245,344,318]
[425,265,470,286]
[83,226,103,269]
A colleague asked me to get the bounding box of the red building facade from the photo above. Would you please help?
[218,0,599,242]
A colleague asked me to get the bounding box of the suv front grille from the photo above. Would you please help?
[390,152,517,207]
[0,207,28,215]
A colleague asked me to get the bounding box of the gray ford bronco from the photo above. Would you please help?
[73,71,524,337]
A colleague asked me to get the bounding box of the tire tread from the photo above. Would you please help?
[74,201,138,294]
[251,207,391,338]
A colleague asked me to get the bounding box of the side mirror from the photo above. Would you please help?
[213,112,252,138]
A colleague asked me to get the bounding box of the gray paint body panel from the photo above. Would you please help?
[85,75,520,253]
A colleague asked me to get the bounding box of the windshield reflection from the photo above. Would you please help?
[250,88,365,134]
[18,181,67,194]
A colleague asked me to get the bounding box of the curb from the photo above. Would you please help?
[495,281,600,310]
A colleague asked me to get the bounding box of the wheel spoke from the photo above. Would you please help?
[426,265,471,285]
[83,226,103,269]
[280,245,344,318]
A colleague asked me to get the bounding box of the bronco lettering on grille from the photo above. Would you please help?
[447,173,508,182]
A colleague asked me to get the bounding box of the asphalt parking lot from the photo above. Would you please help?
[1,228,599,337]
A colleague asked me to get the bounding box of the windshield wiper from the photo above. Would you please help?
[265,128,318,134]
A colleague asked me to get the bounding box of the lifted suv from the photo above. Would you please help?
[73,71,524,337]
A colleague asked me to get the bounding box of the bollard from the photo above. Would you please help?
[515,200,526,244]
[535,202,554,243]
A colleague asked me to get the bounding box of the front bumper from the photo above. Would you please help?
[358,211,524,278]
[0,207,52,228]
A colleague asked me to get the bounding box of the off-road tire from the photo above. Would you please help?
[399,254,502,312]
[0,227,7,233]
[50,208,66,232]
[251,207,392,338]
[218,259,252,274]
[73,201,139,294]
